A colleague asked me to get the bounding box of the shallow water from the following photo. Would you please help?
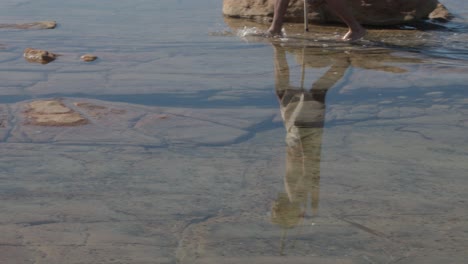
[0,0,467,263]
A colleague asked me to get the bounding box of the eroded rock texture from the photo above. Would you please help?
[223,0,447,25]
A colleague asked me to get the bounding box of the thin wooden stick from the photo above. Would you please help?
[304,0,309,32]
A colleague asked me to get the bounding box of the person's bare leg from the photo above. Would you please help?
[268,0,290,36]
[326,0,366,41]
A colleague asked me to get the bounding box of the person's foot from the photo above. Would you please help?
[267,26,284,37]
[342,27,366,42]
[266,23,284,37]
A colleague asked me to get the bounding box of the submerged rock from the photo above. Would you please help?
[0,21,57,30]
[223,0,446,26]
[24,100,88,126]
[23,48,57,64]
[2,98,275,146]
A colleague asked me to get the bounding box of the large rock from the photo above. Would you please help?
[223,0,444,26]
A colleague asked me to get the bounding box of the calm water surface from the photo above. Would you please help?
[0,0,467,263]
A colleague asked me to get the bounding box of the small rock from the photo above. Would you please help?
[429,3,454,22]
[23,48,57,64]
[80,54,98,62]
[157,114,168,120]
[74,102,106,110]
[0,21,57,30]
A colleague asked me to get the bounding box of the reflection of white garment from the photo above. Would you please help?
[281,93,326,147]
[280,91,324,213]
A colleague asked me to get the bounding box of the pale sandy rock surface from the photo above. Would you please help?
[25,100,88,126]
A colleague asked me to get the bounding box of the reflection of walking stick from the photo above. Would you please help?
[300,46,306,90]
[280,228,288,255]
[290,211,306,250]
[304,0,309,32]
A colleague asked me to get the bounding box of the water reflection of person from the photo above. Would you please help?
[270,44,350,251]
[269,43,420,253]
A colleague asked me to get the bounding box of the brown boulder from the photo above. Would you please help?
[223,0,444,26]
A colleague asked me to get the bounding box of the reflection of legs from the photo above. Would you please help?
[273,44,291,101]
[301,128,323,215]
[326,0,366,41]
[310,56,350,92]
